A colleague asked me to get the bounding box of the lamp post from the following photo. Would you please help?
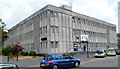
[0,18,6,47]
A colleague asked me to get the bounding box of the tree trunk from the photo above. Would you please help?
[16,54,18,61]
[7,55,9,62]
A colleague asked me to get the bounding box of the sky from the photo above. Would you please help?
[0,0,119,32]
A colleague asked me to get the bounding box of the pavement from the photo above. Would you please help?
[72,51,94,62]
[1,51,95,67]
[80,55,118,67]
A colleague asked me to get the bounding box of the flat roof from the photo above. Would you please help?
[10,4,116,31]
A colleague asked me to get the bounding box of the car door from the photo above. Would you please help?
[63,55,74,67]
[55,55,67,67]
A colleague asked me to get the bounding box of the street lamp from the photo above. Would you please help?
[0,18,6,47]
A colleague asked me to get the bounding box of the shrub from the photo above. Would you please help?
[29,51,36,56]
[2,47,11,56]
[20,51,28,56]
[2,45,12,56]
[0,51,2,55]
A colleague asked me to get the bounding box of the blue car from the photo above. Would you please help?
[40,54,80,69]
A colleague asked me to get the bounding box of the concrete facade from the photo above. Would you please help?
[6,5,117,54]
[118,38,120,49]
[0,27,2,47]
[118,1,120,33]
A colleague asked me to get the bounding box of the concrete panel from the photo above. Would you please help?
[58,13,62,26]
[55,18,58,26]
[50,18,54,25]
[69,16,72,28]
[51,33,54,41]
[55,33,58,41]
[66,28,70,41]
[58,42,62,53]
[58,27,62,41]
[62,27,66,41]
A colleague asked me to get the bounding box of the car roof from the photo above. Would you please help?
[0,63,17,68]
[108,48,115,49]
[46,54,63,56]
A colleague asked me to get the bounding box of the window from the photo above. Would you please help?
[46,42,47,48]
[50,11,54,17]
[54,12,58,18]
[55,42,58,48]
[46,12,47,17]
[41,42,43,49]
[50,26,54,33]
[55,26,58,33]
[72,17,75,22]
[51,41,58,48]
[77,18,80,23]
[49,11,58,18]
[50,26,58,33]
[45,26,47,33]
[40,28,42,34]
[41,28,43,34]
[51,42,54,48]
[83,19,85,24]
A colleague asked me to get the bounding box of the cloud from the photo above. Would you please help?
[69,0,119,32]
[0,0,119,32]
[0,0,68,29]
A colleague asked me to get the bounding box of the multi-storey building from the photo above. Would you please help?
[0,27,2,47]
[6,5,117,54]
[118,37,120,49]
[118,1,120,49]
[118,1,120,33]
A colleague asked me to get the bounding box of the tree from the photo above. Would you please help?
[0,18,8,47]
[2,45,11,56]
[2,44,12,62]
[117,33,120,38]
[10,43,24,61]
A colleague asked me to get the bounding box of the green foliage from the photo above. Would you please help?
[29,51,36,56]
[5,44,12,48]
[0,51,2,55]
[2,47,11,56]
[2,31,8,42]
[117,33,120,38]
[9,53,16,58]
[20,51,28,56]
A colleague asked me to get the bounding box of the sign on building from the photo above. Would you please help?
[81,35,89,42]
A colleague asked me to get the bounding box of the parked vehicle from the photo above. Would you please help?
[40,54,80,69]
[0,63,19,69]
[94,50,106,58]
[115,49,120,55]
[106,48,116,56]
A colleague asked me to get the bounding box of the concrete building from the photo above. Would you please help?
[119,1,120,33]
[0,27,2,47]
[6,5,117,54]
[118,37,120,49]
[118,1,120,49]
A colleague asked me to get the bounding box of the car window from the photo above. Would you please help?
[96,50,103,53]
[44,56,52,60]
[55,55,63,60]
[63,55,71,59]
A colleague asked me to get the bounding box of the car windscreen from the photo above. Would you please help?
[108,49,115,52]
[55,55,63,60]
[44,56,52,60]
[96,50,103,53]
